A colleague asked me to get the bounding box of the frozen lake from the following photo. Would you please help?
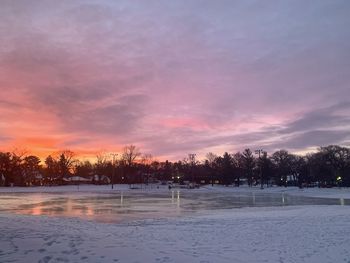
[0,187,348,223]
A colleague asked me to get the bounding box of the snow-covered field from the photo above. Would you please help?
[1,185,350,263]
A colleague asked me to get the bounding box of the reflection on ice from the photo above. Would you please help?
[0,190,348,223]
[177,190,180,208]
[171,190,181,208]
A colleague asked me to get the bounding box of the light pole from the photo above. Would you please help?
[110,153,118,189]
[255,149,264,189]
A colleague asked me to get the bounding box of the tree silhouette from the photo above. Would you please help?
[272,150,291,186]
[122,145,141,186]
[57,150,76,184]
[206,152,217,186]
[242,149,255,187]
[23,155,41,185]
[1,144,350,187]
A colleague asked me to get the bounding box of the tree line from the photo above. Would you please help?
[0,145,349,187]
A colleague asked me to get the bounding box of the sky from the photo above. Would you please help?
[0,0,350,161]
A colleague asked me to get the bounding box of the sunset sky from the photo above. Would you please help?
[1,0,350,161]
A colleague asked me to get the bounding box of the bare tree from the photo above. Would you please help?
[12,147,28,156]
[122,145,141,187]
[96,151,108,165]
[56,150,76,183]
[206,152,217,165]
[95,151,109,184]
[141,154,153,165]
[122,145,141,166]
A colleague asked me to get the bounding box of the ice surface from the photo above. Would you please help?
[0,185,348,223]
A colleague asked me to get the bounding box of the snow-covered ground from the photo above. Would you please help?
[1,185,350,263]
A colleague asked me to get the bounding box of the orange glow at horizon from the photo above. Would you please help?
[0,138,124,163]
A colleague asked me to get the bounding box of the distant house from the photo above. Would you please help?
[22,171,45,186]
[33,173,44,186]
[63,176,92,185]
[92,175,110,185]
[142,173,158,184]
